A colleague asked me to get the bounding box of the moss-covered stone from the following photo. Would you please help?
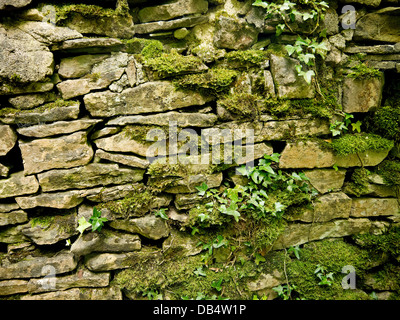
[376,160,400,185]
[343,168,371,197]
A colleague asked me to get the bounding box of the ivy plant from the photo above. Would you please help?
[76,207,108,234]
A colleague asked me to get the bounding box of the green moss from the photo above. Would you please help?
[187,204,231,229]
[371,264,400,292]
[369,104,400,142]
[54,4,128,24]
[30,216,54,229]
[225,50,268,66]
[123,125,165,142]
[143,50,205,78]
[218,92,262,119]
[376,160,400,186]
[0,99,77,117]
[98,188,156,218]
[343,168,371,197]
[129,39,164,58]
[328,133,394,156]
[347,63,382,80]
[174,68,238,95]
[354,226,400,258]
[147,160,189,177]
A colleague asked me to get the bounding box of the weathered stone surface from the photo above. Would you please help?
[0,103,80,125]
[0,24,54,84]
[162,229,202,258]
[17,118,102,138]
[138,0,208,22]
[19,131,94,175]
[51,38,123,53]
[247,271,284,300]
[0,210,28,227]
[95,149,149,169]
[0,125,17,156]
[84,81,212,117]
[64,13,135,39]
[354,8,400,43]
[37,163,144,192]
[304,169,346,194]
[341,0,381,6]
[0,0,31,10]
[71,230,141,257]
[0,173,39,199]
[110,215,170,240]
[85,184,146,203]
[107,111,218,128]
[0,224,29,244]
[15,188,101,210]
[175,193,204,210]
[85,248,162,272]
[21,213,78,246]
[17,21,83,45]
[0,203,20,213]
[280,140,390,169]
[345,45,395,54]
[0,163,9,178]
[27,268,109,293]
[214,15,258,50]
[270,54,315,99]
[0,280,28,296]
[273,218,374,249]
[22,286,122,300]
[350,198,399,218]
[90,127,121,140]
[134,16,208,34]
[0,251,77,280]
[59,54,109,79]
[342,76,384,113]
[8,92,57,110]
[58,53,128,99]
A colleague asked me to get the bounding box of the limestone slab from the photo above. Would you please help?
[350,198,399,218]
[95,149,149,169]
[0,210,28,227]
[0,172,39,199]
[22,286,122,300]
[0,125,17,156]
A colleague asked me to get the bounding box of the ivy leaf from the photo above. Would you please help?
[254,253,266,265]
[236,165,249,177]
[155,208,169,220]
[285,45,296,56]
[194,267,207,277]
[274,202,286,212]
[77,217,92,235]
[298,69,315,84]
[298,53,315,65]
[276,24,285,37]
[252,0,269,8]
[351,121,362,133]
[302,12,314,21]
[195,182,209,196]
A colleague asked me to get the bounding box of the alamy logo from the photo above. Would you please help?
[39,265,57,290]
[341,5,356,30]
[341,265,356,289]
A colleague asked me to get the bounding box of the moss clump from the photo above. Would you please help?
[343,167,371,197]
[175,68,238,95]
[369,105,400,142]
[225,49,268,66]
[143,50,205,77]
[347,63,382,80]
[218,92,262,119]
[187,204,231,229]
[376,160,400,186]
[353,226,400,259]
[123,125,165,142]
[55,4,129,24]
[98,188,156,218]
[328,133,394,156]
[0,99,77,117]
[30,216,54,229]
[132,39,164,58]
[286,239,375,300]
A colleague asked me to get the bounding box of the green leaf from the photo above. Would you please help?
[155,208,169,220]
[274,201,286,212]
[77,217,92,234]
[351,121,362,133]
[298,53,315,65]
[194,267,207,277]
[285,45,296,56]
[195,182,208,196]
[276,24,285,36]
[254,253,266,265]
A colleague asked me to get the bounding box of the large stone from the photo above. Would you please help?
[58,53,128,99]
[304,169,346,194]
[85,184,144,203]
[27,268,110,294]
[70,230,141,257]
[21,213,78,246]
[85,248,162,272]
[0,172,39,199]
[59,54,109,79]
[0,24,54,84]
[214,15,258,50]
[84,81,212,117]
[0,125,17,156]
[51,38,123,53]
[17,21,83,45]
[0,0,31,10]
[0,224,29,244]
[342,76,384,113]
[8,92,57,110]
[134,16,208,34]
[138,0,208,22]
[162,229,203,258]
[15,188,102,210]
[0,250,77,280]
[0,103,80,125]
[280,140,390,169]
[17,118,102,138]
[345,45,395,54]
[350,198,399,218]
[354,8,400,43]
[95,149,149,169]
[0,210,28,227]
[270,54,315,99]
[313,192,352,222]
[63,13,135,39]
[22,286,122,300]
[37,163,144,192]
[107,111,218,128]
[247,271,284,300]
[19,131,94,175]
[0,280,28,296]
[109,215,170,240]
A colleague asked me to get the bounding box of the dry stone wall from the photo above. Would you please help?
[0,0,399,300]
